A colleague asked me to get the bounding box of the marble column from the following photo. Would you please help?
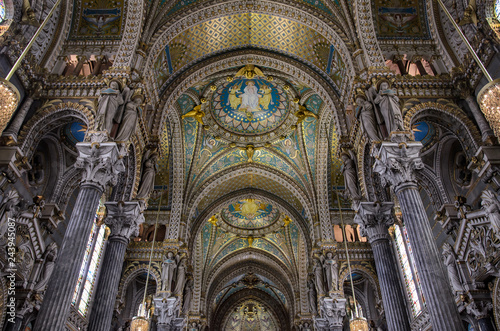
[373,137,464,331]
[354,202,411,331]
[88,201,144,331]
[33,137,124,331]
[464,95,495,142]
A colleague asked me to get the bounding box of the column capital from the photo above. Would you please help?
[354,202,394,243]
[104,201,144,241]
[314,297,346,330]
[154,296,181,328]
[373,137,424,192]
[75,139,125,191]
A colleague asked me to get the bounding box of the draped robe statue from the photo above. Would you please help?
[313,259,326,295]
[34,242,58,292]
[115,91,143,142]
[481,190,500,236]
[173,259,187,296]
[161,252,178,293]
[442,243,463,293]
[321,252,339,292]
[307,279,318,315]
[136,150,158,199]
[97,81,124,134]
[371,82,404,136]
[355,96,381,142]
[341,151,361,202]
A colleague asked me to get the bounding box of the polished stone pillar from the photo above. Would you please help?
[34,138,124,331]
[373,137,464,331]
[88,201,144,331]
[355,202,411,331]
[2,95,35,143]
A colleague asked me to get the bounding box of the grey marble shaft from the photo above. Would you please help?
[465,95,494,141]
[373,139,464,331]
[2,97,34,141]
[33,185,102,331]
[396,183,464,331]
[370,237,411,331]
[88,201,143,330]
[87,236,128,331]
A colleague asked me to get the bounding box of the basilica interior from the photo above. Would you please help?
[1,0,500,330]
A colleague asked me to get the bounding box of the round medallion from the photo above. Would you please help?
[211,77,290,136]
[221,199,278,229]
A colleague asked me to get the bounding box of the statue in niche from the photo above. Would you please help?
[442,243,464,293]
[0,190,21,246]
[313,258,326,296]
[355,95,381,142]
[481,190,500,236]
[161,251,178,293]
[368,81,404,136]
[340,150,362,202]
[300,322,312,331]
[136,149,158,199]
[173,258,187,296]
[307,279,318,315]
[321,252,339,292]
[114,89,144,142]
[97,80,125,134]
[34,242,58,292]
[182,278,194,315]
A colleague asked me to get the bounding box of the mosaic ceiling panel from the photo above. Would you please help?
[212,77,290,135]
[196,174,304,215]
[221,199,279,229]
[154,13,345,93]
[222,299,279,331]
[372,0,430,39]
[69,0,125,40]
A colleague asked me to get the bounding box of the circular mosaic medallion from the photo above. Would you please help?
[221,199,279,229]
[211,78,290,136]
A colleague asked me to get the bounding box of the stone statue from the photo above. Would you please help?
[114,90,144,142]
[313,259,326,295]
[173,258,187,296]
[300,322,312,331]
[0,190,20,239]
[321,252,339,292]
[182,278,194,314]
[442,243,464,293]
[34,242,58,292]
[97,80,124,134]
[161,252,178,293]
[307,279,318,315]
[136,149,158,199]
[370,82,404,136]
[355,96,381,142]
[481,190,500,236]
[340,151,362,202]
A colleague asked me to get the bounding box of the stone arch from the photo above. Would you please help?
[339,264,381,302]
[113,0,145,68]
[17,101,95,160]
[142,1,356,96]
[403,101,481,159]
[186,164,314,234]
[212,288,290,330]
[187,188,312,253]
[353,0,385,67]
[204,259,296,324]
[117,263,161,308]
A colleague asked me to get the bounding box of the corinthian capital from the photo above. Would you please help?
[104,201,144,241]
[75,141,125,191]
[372,140,423,191]
[354,202,394,243]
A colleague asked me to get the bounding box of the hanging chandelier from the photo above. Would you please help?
[335,188,369,331]
[0,0,62,134]
[131,192,163,331]
[436,0,500,138]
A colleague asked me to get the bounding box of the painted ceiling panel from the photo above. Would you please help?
[69,0,125,40]
[372,0,430,39]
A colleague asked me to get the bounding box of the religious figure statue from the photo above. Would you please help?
[321,252,339,292]
[340,151,362,202]
[114,89,144,142]
[442,243,464,293]
[240,81,261,111]
[313,259,326,295]
[34,242,58,292]
[161,252,178,293]
[182,104,206,125]
[481,190,500,236]
[295,104,318,125]
[136,149,158,199]
[0,190,21,246]
[307,279,318,315]
[370,82,404,136]
[355,95,381,141]
[182,278,194,314]
[173,258,187,296]
[97,80,124,134]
